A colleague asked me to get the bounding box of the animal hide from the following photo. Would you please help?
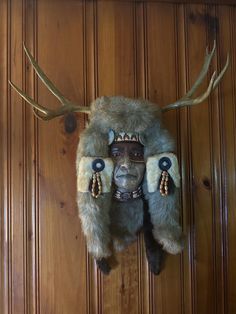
[76,96,184,261]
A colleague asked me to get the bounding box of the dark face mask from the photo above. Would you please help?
[110,142,146,192]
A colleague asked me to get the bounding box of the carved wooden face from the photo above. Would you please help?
[109,142,146,192]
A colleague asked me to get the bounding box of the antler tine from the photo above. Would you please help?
[184,40,216,99]
[33,109,51,121]
[162,41,229,113]
[213,53,229,90]
[9,44,90,120]
[9,80,53,118]
[162,71,216,112]
[23,44,68,105]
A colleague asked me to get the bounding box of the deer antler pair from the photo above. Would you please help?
[9,41,229,119]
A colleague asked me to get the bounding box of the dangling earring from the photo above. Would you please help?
[158,157,172,197]
[91,159,105,199]
[159,171,169,196]
[91,172,103,198]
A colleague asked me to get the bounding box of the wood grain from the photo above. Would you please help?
[0,1,236,314]
[220,6,236,314]
[36,1,87,313]
[185,5,215,314]
[0,0,9,313]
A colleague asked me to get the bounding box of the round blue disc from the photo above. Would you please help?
[92,159,105,172]
[158,157,172,171]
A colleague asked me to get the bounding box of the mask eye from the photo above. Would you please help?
[130,151,144,161]
[111,151,121,158]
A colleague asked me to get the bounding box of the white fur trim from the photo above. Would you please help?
[158,237,184,255]
[77,157,114,193]
[147,153,180,193]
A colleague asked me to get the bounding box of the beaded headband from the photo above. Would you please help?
[108,129,144,145]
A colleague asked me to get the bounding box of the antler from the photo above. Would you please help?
[9,44,90,120]
[162,41,229,113]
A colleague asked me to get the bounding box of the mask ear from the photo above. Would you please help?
[146,153,180,194]
[77,157,114,196]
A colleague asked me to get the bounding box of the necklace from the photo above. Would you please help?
[113,186,143,202]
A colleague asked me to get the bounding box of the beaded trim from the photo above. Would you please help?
[91,172,103,198]
[108,129,144,145]
[159,171,169,196]
[113,186,143,202]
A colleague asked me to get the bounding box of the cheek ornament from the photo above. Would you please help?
[77,157,113,199]
[91,159,105,198]
[159,157,171,196]
[146,153,181,196]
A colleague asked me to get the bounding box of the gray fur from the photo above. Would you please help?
[110,198,143,252]
[143,178,183,254]
[76,96,183,260]
[77,192,112,259]
[89,96,161,134]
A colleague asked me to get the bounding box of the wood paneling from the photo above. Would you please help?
[1,1,236,314]
[37,2,87,313]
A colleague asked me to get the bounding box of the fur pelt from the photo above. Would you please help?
[77,192,112,259]
[76,96,183,260]
[143,178,183,254]
[110,198,144,252]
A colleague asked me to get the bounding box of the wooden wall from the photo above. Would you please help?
[1,0,236,313]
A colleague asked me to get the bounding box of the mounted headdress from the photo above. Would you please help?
[9,42,229,262]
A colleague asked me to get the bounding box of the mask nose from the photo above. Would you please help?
[119,156,131,171]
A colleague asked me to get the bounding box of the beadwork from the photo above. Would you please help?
[113,186,143,202]
[91,172,103,198]
[159,171,169,196]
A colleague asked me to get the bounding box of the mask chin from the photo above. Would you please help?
[113,170,145,192]
[114,180,139,192]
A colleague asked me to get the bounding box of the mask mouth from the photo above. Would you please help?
[117,174,137,179]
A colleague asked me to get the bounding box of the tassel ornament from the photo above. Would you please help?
[159,171,169,196]
[91,172,103,198]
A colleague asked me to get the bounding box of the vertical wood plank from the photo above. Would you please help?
[185,4,215,314]
[10,0,27,313]
[37,1,87,313]
[219,6,236,314]
[205,5,227,314]
[97,1,135,97]
[0,0,10,313]
[135,1,147,99]
[214,6,230,314]
[177,4,193,314]
[227,7,236,312]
